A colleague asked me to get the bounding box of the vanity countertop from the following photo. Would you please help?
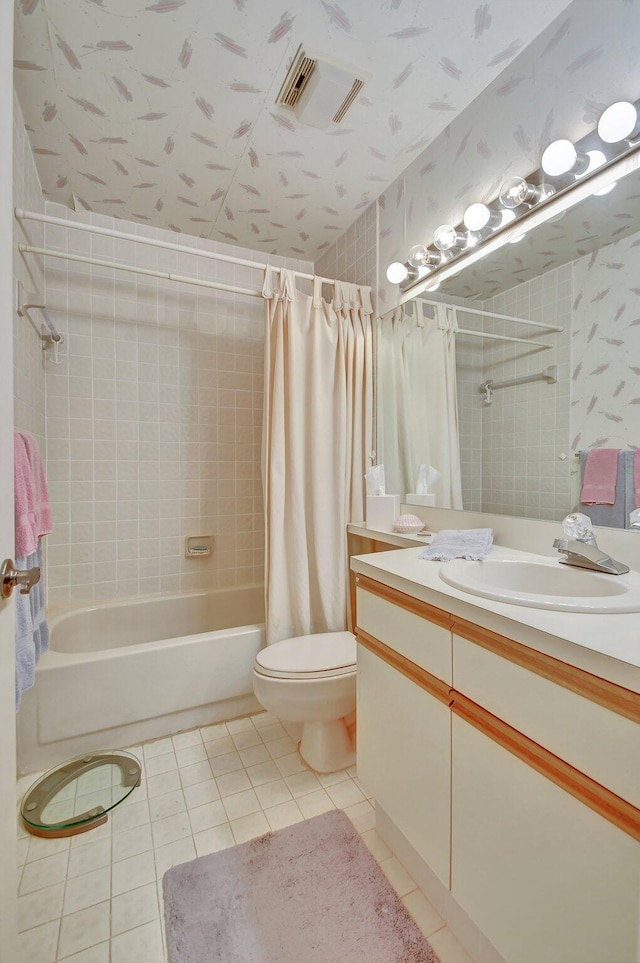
[351,543,640,693]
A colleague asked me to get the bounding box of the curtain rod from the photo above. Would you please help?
[15,208,338,287]
[18,244,264,298]
[416,296,563,332]
[457,328,551,348]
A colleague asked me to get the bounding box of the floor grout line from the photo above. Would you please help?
[16,711,470,963]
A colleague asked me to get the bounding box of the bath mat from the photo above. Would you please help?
[163,809,439,963]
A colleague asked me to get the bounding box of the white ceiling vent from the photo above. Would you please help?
[275,45,369,131]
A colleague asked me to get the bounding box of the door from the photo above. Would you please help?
[0,2,17,958]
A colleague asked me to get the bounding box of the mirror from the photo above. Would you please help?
[377,163,640,527]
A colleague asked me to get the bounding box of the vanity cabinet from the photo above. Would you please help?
[451,712,639,963]
[358,647,451,886]
[355,572,640,963]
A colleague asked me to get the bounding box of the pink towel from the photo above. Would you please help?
[14,431,52,557]
[635,449,640,508]
[580,448,619,505]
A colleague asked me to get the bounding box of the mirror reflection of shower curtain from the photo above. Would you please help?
[377,302,463,508]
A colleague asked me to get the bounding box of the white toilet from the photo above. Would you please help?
[253,631,357,774]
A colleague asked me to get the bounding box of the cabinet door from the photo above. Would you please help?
[357,645,451,886]
[452,716,640,963]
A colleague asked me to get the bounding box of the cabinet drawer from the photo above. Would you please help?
[452,715,640,963]
[453,632,640,808]
[356,582,452,684]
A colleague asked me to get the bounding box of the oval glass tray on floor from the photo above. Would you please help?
[20,751,142,838]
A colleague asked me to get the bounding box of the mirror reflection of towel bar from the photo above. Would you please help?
[480,364,557,404]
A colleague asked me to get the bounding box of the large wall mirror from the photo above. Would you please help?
[377,159,640,529]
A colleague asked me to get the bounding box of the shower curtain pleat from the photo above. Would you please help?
[262,268,373,645]
[376,302,463,509]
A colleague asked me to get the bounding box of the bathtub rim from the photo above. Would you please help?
[44,583,266,666]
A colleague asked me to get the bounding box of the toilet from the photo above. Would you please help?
[253,631,357,774]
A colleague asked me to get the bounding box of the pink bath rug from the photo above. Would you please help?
[163,808,440,962]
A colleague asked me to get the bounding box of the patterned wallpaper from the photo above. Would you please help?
[14,0,570,258]
[571,228,640,455]
[377,0,640,311]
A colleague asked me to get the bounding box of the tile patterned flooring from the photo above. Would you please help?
[16,712,474,963]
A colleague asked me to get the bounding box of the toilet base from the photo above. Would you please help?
[299,718,356,774]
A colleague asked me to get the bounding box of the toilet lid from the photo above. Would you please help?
[254,631,357,680]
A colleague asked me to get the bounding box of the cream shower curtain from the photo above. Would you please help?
[377,301,463,508]
[262,268,373,645]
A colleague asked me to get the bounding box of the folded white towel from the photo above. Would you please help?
[419,528,494,562]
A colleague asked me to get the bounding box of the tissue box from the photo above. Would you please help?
[366,495,401,530]
[405,493,435,508]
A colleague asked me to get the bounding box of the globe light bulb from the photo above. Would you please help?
[433,224,465,251]
[541,139,588,177]
[593,181,617,197]
[498,176,549,209]
[585,149,607,173]
[386,262,409,284]
[463,203,500,232]
[597,101,639,143]
[407,245,441,269]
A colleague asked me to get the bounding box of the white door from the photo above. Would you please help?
[0,2,18,959]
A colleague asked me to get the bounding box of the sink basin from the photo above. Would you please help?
[439,558,640,613]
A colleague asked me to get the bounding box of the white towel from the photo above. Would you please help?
[15,540,49,711]
[419,528,493,562]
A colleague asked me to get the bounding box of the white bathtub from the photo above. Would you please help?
[17,585,265,774]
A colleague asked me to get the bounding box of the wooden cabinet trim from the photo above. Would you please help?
[452,693,640,842]
[355,574,454,630]
[453,617,640,725]
[356,628,453,706]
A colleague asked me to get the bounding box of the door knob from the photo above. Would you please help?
[1,559,41,599]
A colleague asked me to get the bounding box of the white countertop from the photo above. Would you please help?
[351,541,640,693]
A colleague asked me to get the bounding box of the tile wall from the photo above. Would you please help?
[477,266,572,521]
[13,93,46,448]
[41,204,312,605]
[455,333,484,513]
[315,203,377,300]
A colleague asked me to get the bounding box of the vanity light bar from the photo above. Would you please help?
[390,97,640,297]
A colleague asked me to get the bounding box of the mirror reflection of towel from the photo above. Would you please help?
[580,448,618,504]
[578,450,635,528]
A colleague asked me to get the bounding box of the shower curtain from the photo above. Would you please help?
[377,301,463,508]
[262,268,373,645]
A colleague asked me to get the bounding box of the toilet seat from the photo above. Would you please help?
[254,631,356,681]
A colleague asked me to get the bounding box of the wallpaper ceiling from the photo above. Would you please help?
[15,0,571,259]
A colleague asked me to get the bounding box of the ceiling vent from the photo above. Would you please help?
[275,45,369,131]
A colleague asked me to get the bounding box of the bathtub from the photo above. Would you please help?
[17,585,265,774]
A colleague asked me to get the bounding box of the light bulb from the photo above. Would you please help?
[593,181,617,196]
[500,209,517,226]
[425,281,441,292]
[498,176,549,209]
[386,262,409,284]
[541,139,589,177]
[463,203,501,232]
[433,224,465,251]
[597,101,640,143]
[407,244,441,269]
[585,149,607,173]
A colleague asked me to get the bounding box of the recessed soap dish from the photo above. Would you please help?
[185,535,213,558]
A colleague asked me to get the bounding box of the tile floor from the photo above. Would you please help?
[16,712,474,963]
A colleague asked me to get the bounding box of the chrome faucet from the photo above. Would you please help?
[553,538,629,575]
[553,513,629,575]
